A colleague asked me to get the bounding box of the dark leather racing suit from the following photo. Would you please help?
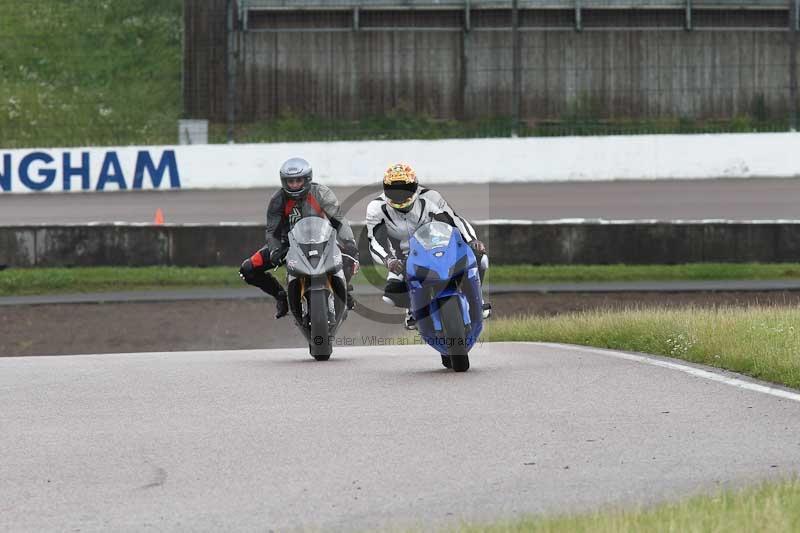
[240,183,358,299]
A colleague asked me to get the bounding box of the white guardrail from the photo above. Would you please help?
[1,133,799,194]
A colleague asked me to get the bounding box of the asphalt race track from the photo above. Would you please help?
[3,178,800,224]
[2,342,798,531]
[4,177,800,530]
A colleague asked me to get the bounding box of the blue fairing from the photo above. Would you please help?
[406,223,484,356]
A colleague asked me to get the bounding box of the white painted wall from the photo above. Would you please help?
[2,132,799,194]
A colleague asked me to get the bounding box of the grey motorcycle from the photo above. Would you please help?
[284,216,349,360]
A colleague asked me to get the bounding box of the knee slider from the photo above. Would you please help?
[240,259,257,283]
[480,253,489,270]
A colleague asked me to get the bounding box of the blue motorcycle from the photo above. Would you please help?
[406,221,484,372]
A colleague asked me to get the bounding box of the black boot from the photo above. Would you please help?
[258,271,283,296]
[346,283,355,310]
[256,271,288,319]
[275,291,289,319]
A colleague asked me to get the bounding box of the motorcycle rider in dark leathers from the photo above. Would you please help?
[240,157,360,318]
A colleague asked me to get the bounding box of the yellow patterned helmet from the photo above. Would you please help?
[383,163,419,211]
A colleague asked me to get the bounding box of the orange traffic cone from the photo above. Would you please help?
[154,208,165,225]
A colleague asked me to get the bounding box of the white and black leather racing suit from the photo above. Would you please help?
[366,187,489,308]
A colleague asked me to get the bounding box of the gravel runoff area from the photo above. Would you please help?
[3,291,800,357]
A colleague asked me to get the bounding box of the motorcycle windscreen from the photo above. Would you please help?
[287,216,338,273]
[412,221,454,251]
[289,216,334,244]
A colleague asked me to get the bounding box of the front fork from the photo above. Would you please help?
[429,291,471,332]
[299,276,335,321]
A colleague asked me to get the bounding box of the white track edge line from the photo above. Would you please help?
[534,342,800,404]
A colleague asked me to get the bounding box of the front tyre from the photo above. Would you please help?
[440,295,469,372]
[309,290,332,361]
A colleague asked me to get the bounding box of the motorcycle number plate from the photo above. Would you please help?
[308,250,319,256]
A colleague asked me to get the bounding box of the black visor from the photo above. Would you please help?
[384,182,418,204]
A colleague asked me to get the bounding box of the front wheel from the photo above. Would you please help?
[308,290,332,361]
[440,295,469,372]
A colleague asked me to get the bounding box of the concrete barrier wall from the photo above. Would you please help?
[2,133,800,194]
[2,222,799,268]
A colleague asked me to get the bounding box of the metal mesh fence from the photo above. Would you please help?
[208,2,800,143]
[1,0,798,148]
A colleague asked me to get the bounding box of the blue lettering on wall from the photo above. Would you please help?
[0,154,10,192]
[133,150,181,190]
[63,152,91,191]
[19,152,56,191]
[6,149,187,192]
[96,152,127,191]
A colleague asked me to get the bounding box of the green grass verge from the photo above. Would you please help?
[0,266,241,297]
[458,478,800,533]
[482,263,800,283]
[485,306,800,390]
[0,0,182,148]
[474,306,800,532]
[2,263,800,297]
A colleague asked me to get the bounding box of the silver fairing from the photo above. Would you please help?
[285,217,344,281]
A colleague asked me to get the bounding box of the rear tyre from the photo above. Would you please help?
[440,295,469,372]
[309,290,332,361]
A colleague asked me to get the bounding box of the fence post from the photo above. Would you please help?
[685,0,692,31]
[791,0,799,131]
[226,0,237,144]
[460,1,470,121]
[511,0,520,137]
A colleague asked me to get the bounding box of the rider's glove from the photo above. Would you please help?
[239,261,252,282]
[341,240,360,275]
[469,239,486,255]
[349,258,360,276]
[341,240,359,258]
[387,257,405,275]
[269,246,288,265]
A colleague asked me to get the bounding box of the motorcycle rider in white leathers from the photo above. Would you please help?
[366,163,491,329]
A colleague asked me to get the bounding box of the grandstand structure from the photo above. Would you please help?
[184,1,799,131]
